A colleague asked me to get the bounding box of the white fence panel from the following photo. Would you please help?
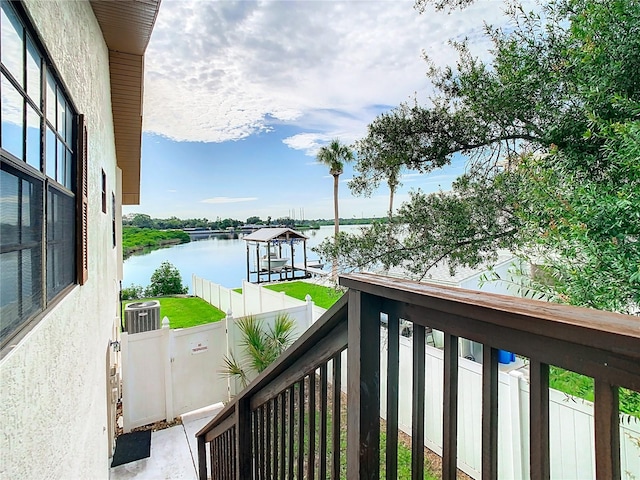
[455,357,483,477]
[121,329,166,431]
[378,328,640,479]
[192,275,202,298]
[549,387,596,478]
[230,291,244,317]
[171,321,229,415]
[622,417,640,475]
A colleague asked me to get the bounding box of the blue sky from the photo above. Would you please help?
[124,0,515,221]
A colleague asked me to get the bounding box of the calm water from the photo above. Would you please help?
[122,225,366,291]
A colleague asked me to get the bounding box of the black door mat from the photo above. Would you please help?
[111,430,152,467]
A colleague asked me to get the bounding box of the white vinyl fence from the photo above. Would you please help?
[192,274,326,321]
[127,275,640,478]
[121,304,314,432]
[375,331,640,479]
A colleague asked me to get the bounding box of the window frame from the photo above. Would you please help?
[1,1,87,353]
[101,169,107,214]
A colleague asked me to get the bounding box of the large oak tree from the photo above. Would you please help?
[317,0,640,313]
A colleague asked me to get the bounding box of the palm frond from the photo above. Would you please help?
[268,313,296,356]
[221,351,249,388]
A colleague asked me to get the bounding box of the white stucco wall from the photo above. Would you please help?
[0,1,121,478]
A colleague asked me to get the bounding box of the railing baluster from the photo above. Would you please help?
[220,433,225,480]
[234,427,238,479]
[266,401,272,480]
[386,313,400,480]
[320,362,328,480]
[259,405,266,480]
[412,323,426,480]
[347,290,381,479]
[529,359,550,480]
[595,380,621,479]
[198,436,207,480]
[442,332,459,480]
[213,436,219,480]
[251,410,260,480]
[225,434,229,479]
[224,430,230,479]
[280,392,287,480]
[309,372,316,480]
[332,352,342,480]
[289,386,295,479]
[482,346,499,480]
[273,395,279,479]
[236,398,252,480]
[298,379,305,480]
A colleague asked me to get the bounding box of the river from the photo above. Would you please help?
[122,225,367,291]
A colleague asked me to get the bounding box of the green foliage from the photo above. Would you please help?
[549,366,640,418]
[123,213,242,231]
[325,0,640,313]
[263,281,344,309]
[122,226,190,257]
[316,139,354,177]
[223,314,296,388]
[145,261,188,297]
[352,112,407,216]
[121,284,145,301]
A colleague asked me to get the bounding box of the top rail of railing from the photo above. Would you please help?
[340,272,640,390]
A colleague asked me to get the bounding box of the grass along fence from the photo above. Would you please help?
[123,296,226,329]
[192,275,328,321]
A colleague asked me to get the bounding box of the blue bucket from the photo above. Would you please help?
[498,350,515,364]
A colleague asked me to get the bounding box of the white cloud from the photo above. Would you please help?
[282,133,332,156]
[143,0,514,144]
[200,197,258,204]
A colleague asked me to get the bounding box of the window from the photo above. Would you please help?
[112,192,116,248]
[101,169,106,213]
[1,2,86,348]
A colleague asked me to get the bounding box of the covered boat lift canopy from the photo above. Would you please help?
[243,228,309,283]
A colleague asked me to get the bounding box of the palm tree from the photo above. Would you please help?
[317,139,354,281]
[223,313,295,389]
[317,139,354,238]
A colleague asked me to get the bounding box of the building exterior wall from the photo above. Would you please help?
[0,1,121,478]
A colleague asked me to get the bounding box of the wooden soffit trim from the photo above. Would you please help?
[90,0,161,205]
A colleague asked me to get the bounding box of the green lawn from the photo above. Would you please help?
[549,366,640,417]
[263,282,344,309]
[124,296,226,329]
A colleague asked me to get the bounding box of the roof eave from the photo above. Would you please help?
[90,0,161,205]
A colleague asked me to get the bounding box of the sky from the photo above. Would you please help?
[123,0,516,222]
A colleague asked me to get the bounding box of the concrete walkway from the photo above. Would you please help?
[110,404,223,480]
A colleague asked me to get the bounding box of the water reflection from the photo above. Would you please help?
[122,225,366,291]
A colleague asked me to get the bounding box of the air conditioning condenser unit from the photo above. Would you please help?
[124,301,160,334]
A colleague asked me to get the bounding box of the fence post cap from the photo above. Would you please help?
[305,294,312,302]
[226,309,233,318]
[162,316,170,328]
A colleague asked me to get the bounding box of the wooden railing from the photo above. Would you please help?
[196,272,640,480]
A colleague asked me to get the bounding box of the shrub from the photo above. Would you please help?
[121,284,145,300]
[145,261,188,297]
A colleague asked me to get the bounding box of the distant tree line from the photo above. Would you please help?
[123,213,381,230]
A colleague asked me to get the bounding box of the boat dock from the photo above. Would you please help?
[293,262,328,277]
